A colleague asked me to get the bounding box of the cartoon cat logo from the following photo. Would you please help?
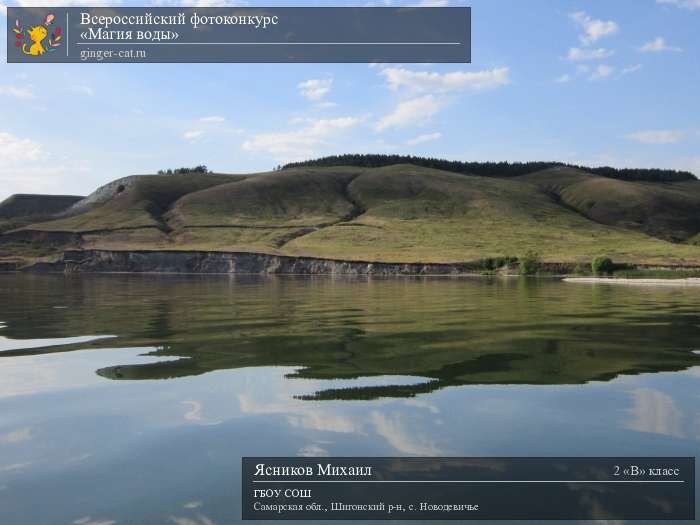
[13,14,62,57]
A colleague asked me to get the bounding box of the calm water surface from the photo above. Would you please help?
[0,274,698,525]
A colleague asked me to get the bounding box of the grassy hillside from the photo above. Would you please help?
[0,194,83,219]
[26,173,241,232]
[0,194,83,233]
[168,167,361,228]
[278,166,700,264]
[521,167,700,241]
[3,164,700,266]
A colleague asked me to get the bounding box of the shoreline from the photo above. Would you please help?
[1,249,700,278]
[1,250,496,276]
[564,277,700,286]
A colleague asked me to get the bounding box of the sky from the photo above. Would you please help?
[0,0,698,201]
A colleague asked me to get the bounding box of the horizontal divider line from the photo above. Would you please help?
[252,480,685,483]
[75,42,462,45]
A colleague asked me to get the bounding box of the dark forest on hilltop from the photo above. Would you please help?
[282,154,696,183]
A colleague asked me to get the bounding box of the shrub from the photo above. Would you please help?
[573,263,588,275]
[479,256,518,272]
[591,256,615,275]
[519,250,540,276]
[158,165,209,175]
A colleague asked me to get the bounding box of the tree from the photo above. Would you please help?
[591,256,615,275]
[280,154,695,182]
[519,250,541,276]
[158,166,209,175]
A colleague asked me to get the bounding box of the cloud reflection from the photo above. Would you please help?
[182,400,202,421]
[0,426,32,444]
[626,388,685,438]
[170,515,215,525]
[370,411,441,456]
[297,444,330,457]
[73,518,116,525]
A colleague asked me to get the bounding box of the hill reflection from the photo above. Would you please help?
[0,274,698,400]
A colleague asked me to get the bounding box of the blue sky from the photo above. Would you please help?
[0,0,698,201]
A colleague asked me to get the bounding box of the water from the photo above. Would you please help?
[0,274,698,525]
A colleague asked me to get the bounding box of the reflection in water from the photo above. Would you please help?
[0,335,114,352]
[0,427,32,444]
[369,411,442,456]
[73,517,116,525]
[0,274,697,525]
[0,275,698,400]
[626,388,685,439]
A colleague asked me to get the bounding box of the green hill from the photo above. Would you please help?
[0,193,83,233]
[521,167,700,242]
[0,193,84,219]
[2,163,700,267]
[29,173,242,232]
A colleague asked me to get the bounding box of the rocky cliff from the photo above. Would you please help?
[29,249,486,275]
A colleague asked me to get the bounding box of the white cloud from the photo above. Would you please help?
[183,130,204,140]
[72,85,94,96]
[0,3,6,15]
[626,129,685,144]
[380,67,510,93]
[407,132,442,145]
[621,64,643,75]
[657,0,700,10]
[0,85,35,100]
[0,131,43,164]
[589,64,614,80]
[242,116,362,160]
[570,11,619,46]
[0,147,91,203]
[555,74,572,83]
[567,47,614,61]
[640,37,683,53]
[375,95,442,132]
[368,65,510,137]
[298,78,333,101]
[199,115,225,123]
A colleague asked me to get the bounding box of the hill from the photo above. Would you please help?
[0,193,83,232]
[2,163,700,269]
[520,168,700,242]
[0,193,84,219]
